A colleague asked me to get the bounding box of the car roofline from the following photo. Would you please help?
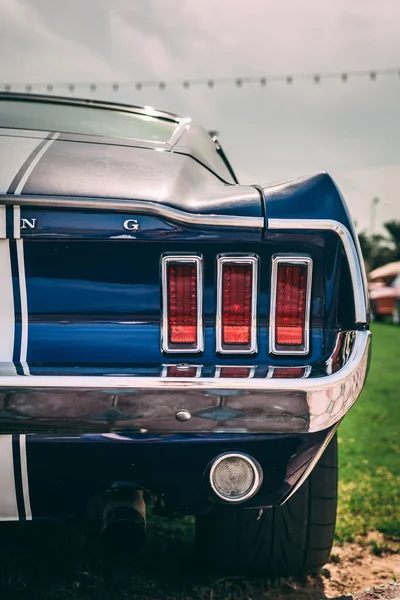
[0,91,183,123]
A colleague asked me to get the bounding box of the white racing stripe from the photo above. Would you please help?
[0,239,15,363]
[0,135,49,194]
[0,129,51,140]
[0,242,19,519]
[19,434,32,520]
[13,132,59,196]
[0,436,19,521]
[13,205,20,239]
[0,206,5,239]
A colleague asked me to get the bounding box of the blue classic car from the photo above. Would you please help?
[0,92,370,575]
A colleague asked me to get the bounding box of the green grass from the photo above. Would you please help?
[0,323,398,599]
[336,323,400,542]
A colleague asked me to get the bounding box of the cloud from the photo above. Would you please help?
[0,0,400,229]
[0,0,122,81]
[341,164,400,232]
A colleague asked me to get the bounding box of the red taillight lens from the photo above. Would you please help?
[221,263,253,346]
[270,367,307,379]
[168,262,197,345]
[275,263,308,347]
[165,365,198,377]
[218,366,252,378]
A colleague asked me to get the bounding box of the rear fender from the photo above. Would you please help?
[259,172,369,325]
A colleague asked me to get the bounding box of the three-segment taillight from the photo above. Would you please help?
[216,256,258,354]
[161,253,312,356]
[161,255,203,353]
[270,256,313,355]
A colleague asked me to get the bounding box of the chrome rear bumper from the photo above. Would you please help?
[0,330,370,434]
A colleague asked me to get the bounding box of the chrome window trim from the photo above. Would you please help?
[216,255,259,355]
[266,365,311,379]
[161,364,202,377]
[161,254,204,354]
[0,92,182,123]
[268,218,368,324]
[0,196,264,234]
[269,255,313,356]
[215,366,256,378]
[209,452,262,503]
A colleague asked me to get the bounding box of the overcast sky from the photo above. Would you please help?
[1,0,399,233]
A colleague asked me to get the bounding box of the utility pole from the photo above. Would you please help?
[370,197,380,235]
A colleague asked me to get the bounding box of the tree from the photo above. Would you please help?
[357,220,400,273]
[358,230,374,272]
[383,220,400,260]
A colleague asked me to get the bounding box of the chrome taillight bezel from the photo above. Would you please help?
[269,254,313,356]
[161,254,204,354]
[216,254,258,355]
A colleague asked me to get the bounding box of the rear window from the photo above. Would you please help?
[0,99,177,142]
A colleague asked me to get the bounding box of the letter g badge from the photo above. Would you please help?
[123,219,140,232]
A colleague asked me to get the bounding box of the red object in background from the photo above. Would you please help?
[167,263,197,345]
[222,263,252,345]
[275,264,307,346]
[368,261,400,322]
[369,277,400,319]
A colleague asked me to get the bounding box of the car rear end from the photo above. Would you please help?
[0,94,370,575]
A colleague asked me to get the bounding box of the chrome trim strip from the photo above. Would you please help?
[281,423,339,505]
[215,366,256,378]
[266,365,311,379]
[216,254,258,355]
[269,255,313,356]
[209,452,262,503]
[0,92,181,123]
[161,364,202,377]
[0,330,370,434]
[268,218,368,323]
[0,196,264,230]
[161,254,204,354]
[0,331,368,391]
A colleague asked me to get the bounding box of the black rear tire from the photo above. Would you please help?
[196,434,338,577]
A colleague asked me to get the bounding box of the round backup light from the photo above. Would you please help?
[209,453,262,503]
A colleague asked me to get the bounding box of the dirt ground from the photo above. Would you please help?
[353,583,400,600]
[322,533,400,598]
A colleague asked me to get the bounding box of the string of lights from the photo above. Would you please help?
[1,67,400,93]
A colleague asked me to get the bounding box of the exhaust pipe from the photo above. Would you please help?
[101,488,146,554]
